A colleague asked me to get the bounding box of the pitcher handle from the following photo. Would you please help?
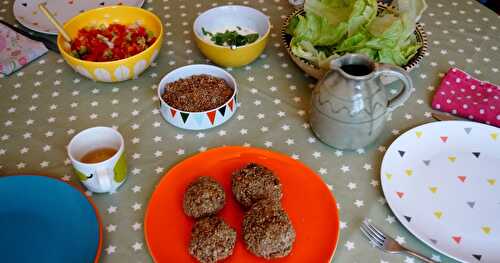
[374,64,413,112]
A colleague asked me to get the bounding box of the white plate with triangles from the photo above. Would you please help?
[13,0,144,35]
[381,121,500,263]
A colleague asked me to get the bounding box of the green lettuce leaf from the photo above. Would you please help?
[304,0,355,27]
[289,0,427,67]
[292,13,348,46]
[347,0,377,36]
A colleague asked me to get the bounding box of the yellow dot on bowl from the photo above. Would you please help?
[434,211,443,219]
[482,226,491,235]
[405,169,413,176]
[429,187,438,194]
[448,156,456,162]
[415,131,423,138]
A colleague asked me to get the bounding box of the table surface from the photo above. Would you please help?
[0,0,499,262]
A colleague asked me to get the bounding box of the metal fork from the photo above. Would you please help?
[360,221,436,263]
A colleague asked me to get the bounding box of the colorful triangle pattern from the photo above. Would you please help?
[206,110,217,125]
[170,108,177,118]
[180,112,189,123]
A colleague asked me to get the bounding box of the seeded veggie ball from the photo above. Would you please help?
[231,163,282,208]
[243,199,296,259]
[183,176,226,218]
[189,216,237,263]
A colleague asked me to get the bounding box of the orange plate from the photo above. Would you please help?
[145,146,340,263]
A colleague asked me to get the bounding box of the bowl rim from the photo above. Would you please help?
[281,3,428,74]
[57,5,164,65]
[192,5,271,50]
[157,64,238,114]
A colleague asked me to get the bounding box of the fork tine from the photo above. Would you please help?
[360,224,383,248]
[360,223,384,245]
[364,221,386,242]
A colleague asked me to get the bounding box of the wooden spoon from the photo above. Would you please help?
[38,3,72,48]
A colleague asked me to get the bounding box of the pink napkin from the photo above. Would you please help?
[432,68,500,127]
[0,23,48,76]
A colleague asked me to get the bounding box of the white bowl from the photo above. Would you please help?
[157,64,238,130]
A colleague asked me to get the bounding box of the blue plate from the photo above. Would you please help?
[0,175,102,263]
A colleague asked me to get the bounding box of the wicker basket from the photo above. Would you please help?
[281,4,428,80]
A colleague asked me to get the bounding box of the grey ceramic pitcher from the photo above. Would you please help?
[310,54,413,150]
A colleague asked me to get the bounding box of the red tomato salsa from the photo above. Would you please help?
[70,23,156,62]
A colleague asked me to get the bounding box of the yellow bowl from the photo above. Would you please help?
[57,6,163,82]
[193,5,270,67]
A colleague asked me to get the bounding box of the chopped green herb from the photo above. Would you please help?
[202,28,259,47]
[201,27,212,37]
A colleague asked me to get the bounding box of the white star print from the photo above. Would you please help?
[40,161,49,168]
[132,202,142,211]
[20,147,29,154]
[106,224,117,232]
[354,200,364,207]
[105,245,116,255]
[175,134,184,140]
[132,242,143,251]
[285,138,294,145]
[340,221,347,229]
[363,164,372,170]
[257,113,265,119]
[132,222,142,231]
[340,165,350,173]
[153,121,161,127]
[344,241,355,250]
[291,154,299,160]
[132,137,140,144]
[218,130,227,136]
[312,152,321,159]
[132,185,141,193]
[199,146,207,152]
[107,206,117,214]
[132,153,141,159]
[154,150,163,158]
[370,180,379,187]
[155,167,164,174]
[277,111,286,117]
[318,168,327,175]
[264,141,273,148]
[16,162,25,169]
[42,145,51,152]
[307,137,316,143]
[347,182,357,190]
[196,132,205,138]
[176,148,185,155]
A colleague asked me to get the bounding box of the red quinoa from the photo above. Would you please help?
[162,74,233,112]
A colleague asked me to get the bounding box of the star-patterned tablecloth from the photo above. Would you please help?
[0,0,499,262]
